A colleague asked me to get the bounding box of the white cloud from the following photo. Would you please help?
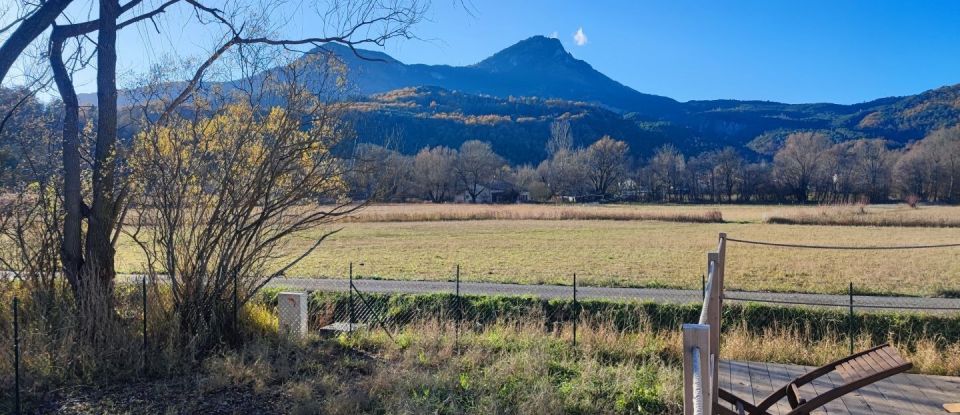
[573,27,588,46]
[548,31,559,39]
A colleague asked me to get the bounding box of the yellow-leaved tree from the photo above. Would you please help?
[129,71,358,348]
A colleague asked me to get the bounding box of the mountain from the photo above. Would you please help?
[319,36,680,119]
[81,36,960,161]
[312,37,960,156]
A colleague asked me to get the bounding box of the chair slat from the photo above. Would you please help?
[871,348,895,367]
[877,346,906,367]
[861,353,885,373]
[843,357,870,381]
[718,345,912,415]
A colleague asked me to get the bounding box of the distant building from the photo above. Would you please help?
[455,181,521,203]
[455,186,493,203]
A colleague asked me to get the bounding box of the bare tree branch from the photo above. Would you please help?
[0,0,73,83]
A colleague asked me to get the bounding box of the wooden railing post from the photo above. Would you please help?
[713,233,726,410]
[683,323,712,415]
[684,233,727,415]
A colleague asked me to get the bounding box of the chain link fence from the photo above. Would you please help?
[7,253,960,412]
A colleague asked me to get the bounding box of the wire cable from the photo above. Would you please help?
[725,296,960,311]
[725,237,960,250]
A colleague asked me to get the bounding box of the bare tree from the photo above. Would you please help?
[773,132,833,203]
[349,143,412,201]
[712,147,743,202]
[894,142,933,201]
[892,126,960,202]
[922,127,960,202]
[509,165,549,201]
[834,139,897,203]
[584,135,628,197]
[537,148,586,199]
[685,152,714,202]
[0,91,63,300]
[739,161,774,203]
[0,93,139,375]
[858,141,897,202]
[455,140,504,203]
[412,146,458,202]
[648,144,685,202]
[546,118,573,157]
[0,0,426,308]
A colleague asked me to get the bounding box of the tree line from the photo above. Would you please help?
[348,120,960,204]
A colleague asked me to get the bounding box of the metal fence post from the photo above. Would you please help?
[142,276,147,374]
[848,282,854,355]
[232,272,238,335]
[349,262,354,331]
[455,264,461,353]
[13,297,21,415]
[702,274,706,300]
[572,272,577,347]
[437,296,443,332]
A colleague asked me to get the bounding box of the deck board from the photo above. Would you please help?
[727,360,757,410]
[719,360,959,414]
[746,361,770,409]
[762,362,791,415]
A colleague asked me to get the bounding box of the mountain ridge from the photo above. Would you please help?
[79,35,960,161]
[312,36,960,149]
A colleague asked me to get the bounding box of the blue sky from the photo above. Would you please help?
[63,0,960,104]
[378,0,960,104]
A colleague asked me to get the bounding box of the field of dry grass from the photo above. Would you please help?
[340,203,960,225]
[113,203,960,296]
[764,204,960,227]
[341,203,724,223]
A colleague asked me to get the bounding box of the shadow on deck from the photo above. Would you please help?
[721,360,960,414]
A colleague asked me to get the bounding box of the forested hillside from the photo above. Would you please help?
[345,87,685,164]
[74,35,960,162]
[320,36,960,161]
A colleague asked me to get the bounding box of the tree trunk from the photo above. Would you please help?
[796,178,808,203]
[85,0,121,291]
[50,33,84,294]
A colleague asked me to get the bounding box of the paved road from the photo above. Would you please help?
[270,277,960,314]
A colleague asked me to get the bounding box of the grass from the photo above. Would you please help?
[764,204,960,227]
[26,318,960,413]
[115,217,960,296]
[112,203,960,295]
[339,203,724,223]
[292,290,960,357]
[43,319,686,414]
[13,202,960,413]
[9,285,960,413]
[299,290,960,376]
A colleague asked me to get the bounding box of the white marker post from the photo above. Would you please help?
[278,292,308,338]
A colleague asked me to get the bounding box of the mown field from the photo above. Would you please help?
[114,204,960,296]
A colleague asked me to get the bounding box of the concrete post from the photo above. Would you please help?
[278,292,308,338]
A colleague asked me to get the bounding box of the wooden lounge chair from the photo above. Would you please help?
[716,344,912,415]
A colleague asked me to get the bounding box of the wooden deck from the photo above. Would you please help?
[720,360,960,414]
